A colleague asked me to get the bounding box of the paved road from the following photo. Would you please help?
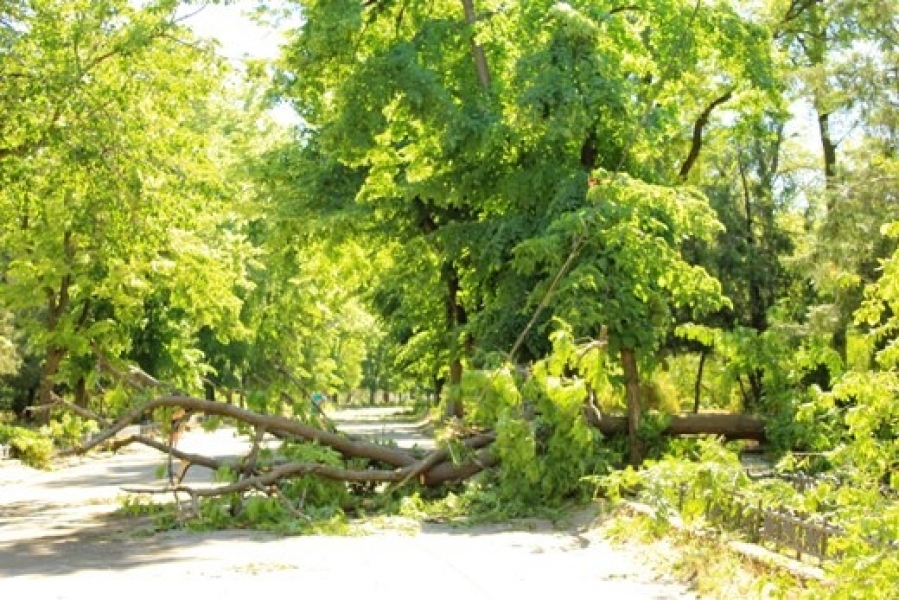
[0,409,696,600]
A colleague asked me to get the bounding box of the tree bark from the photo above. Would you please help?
[693,350,707,414]
[74,376,88,409]
[443,262,467,419]
[620,347,643,466]
[460,0,491,91]
[679,88,734,180]
[585,411,766,442]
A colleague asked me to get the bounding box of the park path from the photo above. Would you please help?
[0,406,696,599]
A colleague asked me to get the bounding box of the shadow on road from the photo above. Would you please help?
[0,510,283,579]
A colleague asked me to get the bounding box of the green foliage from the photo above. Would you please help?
[515,171,728,354]
[0,424,54,469]
[276,441,352,511]
[598,438,752,516]
[117,494,179,530]
[674,322,842,451]
[596,429,899,599]
[0,0,259,413]
[458,328,623,512]
[0,312,20,377]
[40,413,98,449]
[172,440,355,533]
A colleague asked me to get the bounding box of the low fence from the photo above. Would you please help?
[675,470,898,564]
[676,483,842,563]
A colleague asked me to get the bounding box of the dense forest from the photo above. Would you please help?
[1,0,897,594]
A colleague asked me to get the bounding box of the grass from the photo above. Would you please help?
[605,510,809,599]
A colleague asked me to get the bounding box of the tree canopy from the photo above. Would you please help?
[1,1,898,592]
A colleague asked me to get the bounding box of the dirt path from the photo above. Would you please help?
[0,407,696,599]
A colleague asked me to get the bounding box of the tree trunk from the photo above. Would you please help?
[817,111,838,198]
[585,411,766,442]
[74,376,88,409]
[620,347,643,466]
[443,262,467,419]
[693,350,707,414]
[35,346,66,423]
[460,0,491,91]
[445,358,464,418]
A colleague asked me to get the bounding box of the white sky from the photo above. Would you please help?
[180,1,293,62]
[179,1,301,124]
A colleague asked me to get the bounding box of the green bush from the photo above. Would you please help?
[41,413,98,449]
[0,424,54,468]
[457,328,623,514]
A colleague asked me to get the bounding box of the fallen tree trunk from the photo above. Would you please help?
[57,395,496,493]
[52,380,767,515]
[62,395,419,468]
[585,411,766,442]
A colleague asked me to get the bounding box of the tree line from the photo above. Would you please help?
[0,0,896,477]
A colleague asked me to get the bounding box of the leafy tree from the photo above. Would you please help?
[274,0,777,426]
[515,171,728,463]
[774,0,899,369]
[0,0,251,413]
[0,312,19,378]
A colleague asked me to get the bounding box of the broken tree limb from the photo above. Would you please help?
[395,432,496,487]
[585,410,766,442]
[58,394,498,492]
[123,446,500,500]
[422,447,497,486]
[61,396,418,469]
[108,434,229,472]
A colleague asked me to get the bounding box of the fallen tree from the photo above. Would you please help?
[45,360,766,520]
[53,394,764,500]
[56,395,497,489]
[585,411,766,442]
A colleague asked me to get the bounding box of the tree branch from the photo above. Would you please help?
[679,88,735,180]
[460,0,491,91]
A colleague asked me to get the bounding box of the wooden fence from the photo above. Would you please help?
[675,469,899,564]
[676,483,842,563]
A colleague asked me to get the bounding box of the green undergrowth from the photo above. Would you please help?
[116,467,587,536]
[0,423,54,468]
[605,511,807,599]
[594,437,899,599]
[0,413,98,469]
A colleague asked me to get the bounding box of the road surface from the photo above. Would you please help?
[0,408,696,599]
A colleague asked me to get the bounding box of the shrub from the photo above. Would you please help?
[0,424,54,468]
